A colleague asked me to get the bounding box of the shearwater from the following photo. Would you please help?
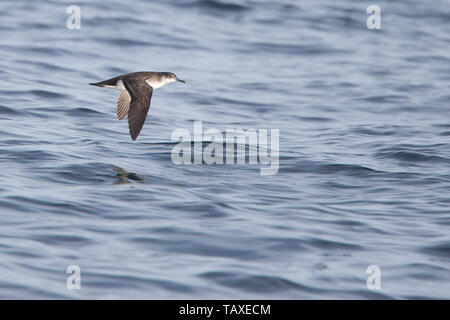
[90,71,185,140]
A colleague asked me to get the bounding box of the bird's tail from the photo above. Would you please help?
[89,82,106,87]
[89,75,122,88]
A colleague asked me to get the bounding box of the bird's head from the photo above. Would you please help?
[165,72,185,84]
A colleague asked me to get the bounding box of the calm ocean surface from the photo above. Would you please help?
[0,0,449,299]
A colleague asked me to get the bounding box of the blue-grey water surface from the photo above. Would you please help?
[0,0,449,299]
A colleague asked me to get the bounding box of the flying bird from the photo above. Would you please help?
[90,71,185,140]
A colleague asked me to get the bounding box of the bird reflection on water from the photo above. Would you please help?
[113,166,144,185]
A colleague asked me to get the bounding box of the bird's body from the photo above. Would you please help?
[90,71,185,140]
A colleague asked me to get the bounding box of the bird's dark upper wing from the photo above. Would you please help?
[123,77,153,140]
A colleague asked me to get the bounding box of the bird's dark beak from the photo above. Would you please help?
[177,78,186,83]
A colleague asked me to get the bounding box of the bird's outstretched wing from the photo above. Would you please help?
[117,89,131,120]
[122,77,153,140]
